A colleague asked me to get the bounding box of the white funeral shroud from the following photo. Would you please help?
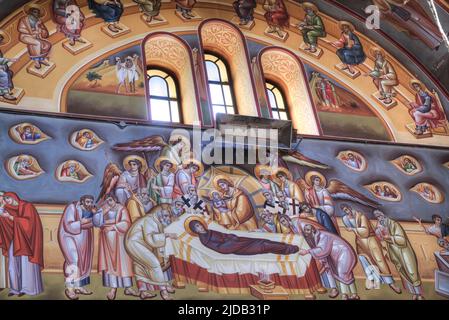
[164,214,313,277]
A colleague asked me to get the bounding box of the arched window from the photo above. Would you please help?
[204,53,237,117]
[266,82,289,120]
[147,69,181,123]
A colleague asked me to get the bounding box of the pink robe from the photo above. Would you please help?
[96,205,133,279]
[309,230,357,285]
[58,202,94,287]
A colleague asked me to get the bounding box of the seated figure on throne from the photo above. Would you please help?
[408,80,447,136]
[210,175,258,231]
[185,216,299,255]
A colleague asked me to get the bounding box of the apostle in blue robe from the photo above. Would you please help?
[332,21,366,75]
[88,0,124,33]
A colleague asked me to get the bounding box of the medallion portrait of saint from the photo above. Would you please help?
[56,160,93,183]
[337,150,367,172]
[390,155,422,176]
[365,182,402,202]
[70,129,104,151]
[6,155,44,180]
[9,123,51,145]
[410,183,444,204]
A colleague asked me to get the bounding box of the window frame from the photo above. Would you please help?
[265,81,290,121]
[204,52,238,117]
[147,66,183,124]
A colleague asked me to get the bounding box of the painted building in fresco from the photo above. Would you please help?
[0,0,448,300]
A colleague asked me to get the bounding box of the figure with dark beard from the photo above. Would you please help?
[186,216,299,255]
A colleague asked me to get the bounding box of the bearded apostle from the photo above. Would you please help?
[52,0,86,46]
[341,205,402,294]
[263,0,290,38]
[273,167,305,214]
[125,206,177,300]
[0,192,44,297]
[331,21,366,75]
[366,48,398,104]
[133,0,163,23]
[88,0,124,33]
[212,175,258,231]
[233,0,257,26]
[58,195,96,300]
[408,80,446,135]
[18,4,52,70]
[300,224,359,300]
[94,194,137,300]
[299,203,338,235]
[298,2,326,53]
[175,0,197,20]
[373,210,424,300]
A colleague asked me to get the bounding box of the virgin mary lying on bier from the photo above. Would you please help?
[184,216,299,255]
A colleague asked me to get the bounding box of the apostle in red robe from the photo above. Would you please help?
[0,192,44,296]
[263,0,290,38]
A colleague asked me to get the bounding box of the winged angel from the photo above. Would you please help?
[297,171,379,224]
[98,134,192,219]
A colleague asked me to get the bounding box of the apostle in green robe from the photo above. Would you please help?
[298,2,326,53]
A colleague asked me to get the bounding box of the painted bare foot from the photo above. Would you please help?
[341,294,349,300]
[160,289,173,300]
[34,61,41,69]
[107,24,119,33]
[124,287,139,297]
[389,284,402,294]
[166,286,176,294]
[75,287,93,295]
[41,59,50,67]
[69,38,76,46]
[114,23,123,31]
[65,289,79,300]
[140,291,157,300]
[107,288,117,300]
[2,93,16,100]
[76,38,86,44]
[328,288,339,299]
[153,16,164,21]
[350,294,360,300]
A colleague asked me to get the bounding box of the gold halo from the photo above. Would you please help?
[154,156,177,173]
[182,158,204,177]
[64,161,80,171]
[305,171,327,188]
[254,165,272,180]
[338,21,355,32]
[409,79,424,92]
[123,155,148,173]
[272,167,293,183]
[369,46,385,59]
[23,3,45,17]
[213,174,234,191]
[17,155,33,164]
[302,2,318,12]
[169,133,190,147]
[184,215,208,237]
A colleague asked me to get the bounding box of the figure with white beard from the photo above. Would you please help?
[125,205,178,300]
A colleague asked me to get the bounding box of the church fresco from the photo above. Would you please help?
[0,0,448,302]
